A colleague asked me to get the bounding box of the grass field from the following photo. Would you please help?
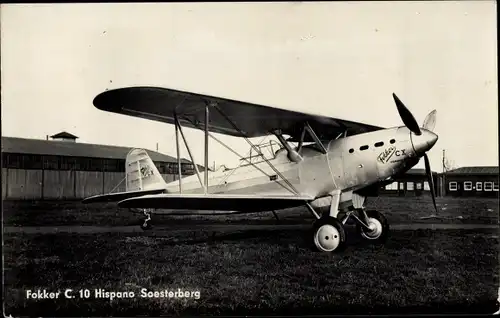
[3,227,499,316]
[3,197,499,315]
[2,196,499,227]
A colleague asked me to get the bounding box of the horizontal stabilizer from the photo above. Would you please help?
[118,193,314,212]
[82,188,166,204]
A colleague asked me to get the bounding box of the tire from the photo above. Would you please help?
[140,222,153,231]
[312,216,346,252]
[356,210,389,243]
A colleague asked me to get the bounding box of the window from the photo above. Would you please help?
[6,153,23,169]
[1,154,7,168]
[165,163,177,174]
[385,181,398,190]
[449,181,457,191]
[89,158,103,171]
[154,162,163,174]
[103,159,121,172]
[161,163,169,174]
[360,145,369,151]
[74,157,89,171]
[374,142,384,147]
[181,163,194,173]
[464,181,472,191]
[43,155,59,170]
[18,154,43,169]
[423,181,430,191]
[416,183,422,190]
[3,153,48,169]
[156,162,169,174]
[399,182,404,190]
[476,182,482,191]
[407,182,414,191]
[390,139,396,144]
[349,148,354,153]
[485,182,493,191]
[494,182,499,191]
[117,160,126,172]
[60,157,77,170]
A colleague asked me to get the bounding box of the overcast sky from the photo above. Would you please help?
[1,2,497,171]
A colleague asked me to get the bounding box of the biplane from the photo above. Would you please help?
[83,86,439,253]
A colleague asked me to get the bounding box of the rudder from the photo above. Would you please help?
[126,148,167,192]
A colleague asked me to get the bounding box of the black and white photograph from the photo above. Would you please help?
[2,1,498,316]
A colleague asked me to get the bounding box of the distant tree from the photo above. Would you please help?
[443,157,457,172]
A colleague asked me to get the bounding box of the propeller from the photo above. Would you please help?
[392,93,422,136]
[423,153,438,216]
[393,93,440,218]
[422,110,437,132]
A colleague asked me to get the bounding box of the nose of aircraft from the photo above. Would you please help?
[412,129,438,155]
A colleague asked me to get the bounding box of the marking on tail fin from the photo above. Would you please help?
[140,165,154,178]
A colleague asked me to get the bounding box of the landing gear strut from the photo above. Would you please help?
[342,209,389,243]
[355,210,389,243]
[140,209,153,230]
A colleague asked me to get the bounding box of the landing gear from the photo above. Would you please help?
[307,191,390,251]
[355,210,389,243]
[140,209,153,231]
[312,216,346,252]
[308,190,347,253]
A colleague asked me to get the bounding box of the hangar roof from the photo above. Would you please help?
[445,166,499,175]
[50,131,79,139]
[1,136,190,163]
[406,168,438,175]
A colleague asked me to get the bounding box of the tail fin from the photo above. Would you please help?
[126,148,167,192]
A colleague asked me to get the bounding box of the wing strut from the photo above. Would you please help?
[189,126,296,194]
[204,103,209,194]
[304,122,328,154]
[175,115,182,193]
[297,127,307,153]
[186,114,297,195]
[174,113,206,192]
[210,103,300,195]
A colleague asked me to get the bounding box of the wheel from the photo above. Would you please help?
[139,208,153,231]
[356,210,389,243]
[140,220,153,231]
[312,216,346,252]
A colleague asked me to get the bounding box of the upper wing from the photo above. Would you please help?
[117,193,314,212]
[93,86,384,140]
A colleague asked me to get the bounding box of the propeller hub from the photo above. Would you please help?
[411,129,438,156]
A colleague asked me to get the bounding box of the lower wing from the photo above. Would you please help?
[117,193,314,212]
[82,188,166,204]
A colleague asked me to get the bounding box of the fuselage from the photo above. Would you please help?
[165,126,438,205]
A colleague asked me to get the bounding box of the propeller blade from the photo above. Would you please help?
[422,110,437,132]
[392,93,422,136]
[423,153,438,215]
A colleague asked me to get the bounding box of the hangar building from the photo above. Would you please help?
[1,132,202,200]
[379,168,439,197]
[380,166,499,198]
[441,166,499,198]
[3,132,498,200]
